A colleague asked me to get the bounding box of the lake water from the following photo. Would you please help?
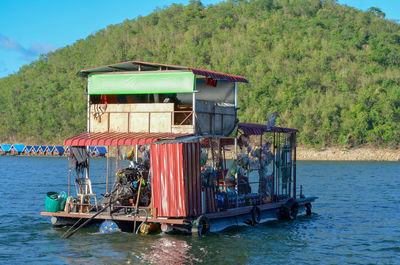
[0,156,399,264]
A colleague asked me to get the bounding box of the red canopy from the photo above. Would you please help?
[238,123,299,135]
[64,132,191,146]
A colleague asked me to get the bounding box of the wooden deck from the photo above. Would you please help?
[41,211,188,225]
[205,202,284,219]
[41,201,286,225]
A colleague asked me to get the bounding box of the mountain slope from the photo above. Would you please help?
[1,0,400,147]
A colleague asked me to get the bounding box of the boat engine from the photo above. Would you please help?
[105,167,151,207]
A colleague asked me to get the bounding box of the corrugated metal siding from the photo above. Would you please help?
[184,143,201,216]
[151,142,201,218]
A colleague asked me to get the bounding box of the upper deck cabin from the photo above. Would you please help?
[79,61,248,136]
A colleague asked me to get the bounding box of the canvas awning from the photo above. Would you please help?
[64,132,192,146]
[88,71,195,95]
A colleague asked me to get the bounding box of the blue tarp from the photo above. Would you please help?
[25,145,33,152]
[47,146,55,152]
[1,144,12,152]
[89,146,96,153]
[32,146,40,152]
[13,144,25,152]
[39,146,47,152]
[54,146,65,154]
[96,146,107,155]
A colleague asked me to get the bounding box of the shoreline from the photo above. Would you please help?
[297,147,400,161]
[2,143,399,161]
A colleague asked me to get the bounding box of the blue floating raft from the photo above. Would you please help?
[99,220,121,233]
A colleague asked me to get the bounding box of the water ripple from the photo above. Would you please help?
[0,157,399,264]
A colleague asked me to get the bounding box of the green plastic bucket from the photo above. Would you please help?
[45,192,61,212]
[59,192,67,211]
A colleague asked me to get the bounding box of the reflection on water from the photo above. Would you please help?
[136,236,202,264]
[0,157,399,264]
[58,231,203,264]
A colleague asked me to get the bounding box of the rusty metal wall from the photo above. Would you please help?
[150,142,201,217]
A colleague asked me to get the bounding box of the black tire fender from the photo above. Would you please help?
[289,202,298,220]
[251,206,261,225]
[192,215,210,236]
[279,198,298,220]
[305,203,312,216]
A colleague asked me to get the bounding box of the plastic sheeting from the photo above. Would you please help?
[150,142,201,218]
[176,80,235,105]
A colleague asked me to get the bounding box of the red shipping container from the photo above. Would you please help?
[150,142,201,217]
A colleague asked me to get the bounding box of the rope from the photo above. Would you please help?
[135,208,149,234]
[61,204,96,237]
[133,177,143,233]
[62,203,110,239]
[62,188,118,239]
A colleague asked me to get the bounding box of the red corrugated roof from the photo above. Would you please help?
[64,132,191,146]
[188,67,247,83]
[238,123,299,135]
[78,61,248,83]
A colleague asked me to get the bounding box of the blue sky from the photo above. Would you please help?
[0,0,399,78]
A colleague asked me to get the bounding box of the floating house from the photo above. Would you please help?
[41,61,316,236]
[11,144,26,155]
[53,146,65,156]
[24,145,33,155]
[96,146,107,157]
[89,146,96,156]
[0,144,67,156]
[31,146,40,155]
[64,146,70,155]
[46,146,55,155]
[89,146,107,157]
[38,146,47,155]
[1,144,12,154]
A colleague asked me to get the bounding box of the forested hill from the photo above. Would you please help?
[1,0,400,147]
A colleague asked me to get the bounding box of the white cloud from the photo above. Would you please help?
[0,36,20,50]
[31,42,55,54]
[0,34,55,61]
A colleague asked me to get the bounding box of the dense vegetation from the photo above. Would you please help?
[1,0,400,147]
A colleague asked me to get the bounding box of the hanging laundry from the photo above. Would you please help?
[206,77,217,87]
